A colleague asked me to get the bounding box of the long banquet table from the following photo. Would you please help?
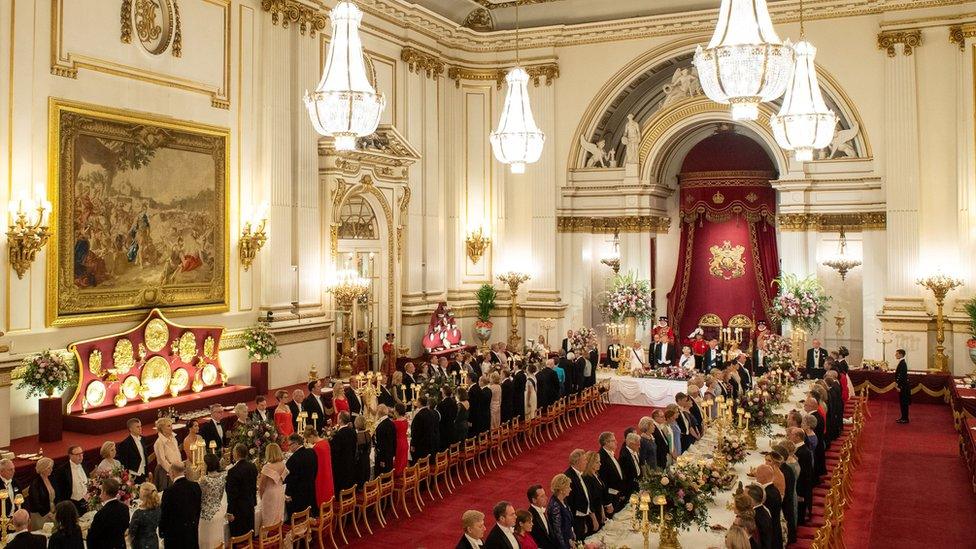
[586,383,810,548]
[598,372,689,407]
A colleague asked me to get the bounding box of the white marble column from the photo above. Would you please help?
[292,32,322,308]
[860,229,887,359]
[527,79,559,303]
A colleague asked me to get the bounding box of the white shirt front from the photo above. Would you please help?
[531,504,549,534]
[628,447,640,468]
[132,434,146,475]
[69,461,88,501]
[500,525,519,548]
[464,533,483,547]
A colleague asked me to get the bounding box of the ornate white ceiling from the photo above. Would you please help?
[410,0,718,30]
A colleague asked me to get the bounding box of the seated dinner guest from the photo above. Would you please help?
[128,483,161,549]
[457,509,487,549]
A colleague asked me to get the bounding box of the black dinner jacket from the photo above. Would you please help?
[895,358,909,387]
[763,483,784,549]
[587,349,599,386]
[794,443,815,503]
[500,378,514,422]
[513,369,527,418]
[345,386,364,415]
[437,396,458,450]
[374,416,396,472]
[753,505,774,549]
[563,467,590,517]
[284,446,318,514]
[538,367,559,409]
[703,347,722,370]
[3,532,47,549]
[410,407,436,460]
[806,348,826,371]
[199,417,226,453]
[597,447,625,501]
[653,342,677,365]
[330,425,358,493]
[52,462,88,503]
[530,504,558,549]
[651,424,670,468]
[302,393,327,430]
[159,477,202,547]
[483,524,517,549]
[87,498,130,549]
[249,408,273,425]
[287,399,302,430]
[619,446,641,495]
[225,459,258,530]
[116,433,150,475]
[456,535,479,549]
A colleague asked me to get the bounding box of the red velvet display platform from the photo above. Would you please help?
[61,384,257,435]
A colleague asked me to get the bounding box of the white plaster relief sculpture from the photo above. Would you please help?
[580,135,612,168]
[817,121,859,159]
[658,67,703,110]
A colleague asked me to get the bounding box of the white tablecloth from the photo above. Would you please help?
[587,383,810,548]
[599,373,689,407]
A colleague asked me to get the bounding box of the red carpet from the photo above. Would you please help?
[842,400,976,549]
[345,405,650,549]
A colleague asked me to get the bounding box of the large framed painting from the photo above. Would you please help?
[47,99,229,327]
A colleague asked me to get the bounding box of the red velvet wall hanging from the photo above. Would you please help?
[665,132,781,339]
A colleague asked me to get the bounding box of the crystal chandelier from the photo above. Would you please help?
[600,229,621,274]
[770,0,837,161]
[304,1,386,151]
[330,268,370,309]
[822,227,861,280]
[489,2,545,174]
[693,0,793,121]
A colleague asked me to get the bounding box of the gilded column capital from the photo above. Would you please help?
[447,62,559,89]
[877,29,922,57]
[949,24,976,51]
[400,47,445,79]
[556,215,670,234]
[777,212,886,232]
[261,0,327,37]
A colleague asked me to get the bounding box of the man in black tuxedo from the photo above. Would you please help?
[806,339,827,379]
[346,379,364,415]
[756,465,784,549]
[456,510,487,549]
[573,352,588,394]
[788,427,815,524]
[200,404,226,455]
[527,484,558,549]
[302,379,328,431]
[116,418,150,483]
[500,370,514,423]
[438,387,458,451]
[895,348,911,423]
[732,353,752,390]
[561,330,573,354]
[226,444,258,537]
[249,395,273,425]
[4,510,46,549]
[288,388,304,431]
[513,363,527,419]
[538,361,560,410]
[484,501,520,549]
[53,445,89,514]
[596,432,626,512]
[604,337,622,369]
[0,458,23,500]
[159,462,201,548]
[675,393,700,450]
[771,444,798,544]
[466,375,485,435]
[703,339,722,371]
[650,410,671,468]
[653,334,677,366]
[403,363,418,404]
[374,405,396,475]
[564,449,592,538]
[825,372,844,441]
[411,396,437,463]
[619,432,642,501]
[746,484,774,549]
[558,351,575,395]
[88,478,130,549]
[330,412,357,493]
[285,433,318,517]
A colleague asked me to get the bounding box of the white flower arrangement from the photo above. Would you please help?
[243,324,280,361]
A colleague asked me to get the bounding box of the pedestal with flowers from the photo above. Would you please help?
[243,324,279,396]
[16,350,76,442]
[601,272,655,348]
[769,274,830,366]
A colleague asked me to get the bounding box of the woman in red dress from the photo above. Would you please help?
[332,381,350,425]
[273,390,294,441]
[393,403,409,474]
[515,510,539,549]
[309,430,335,506]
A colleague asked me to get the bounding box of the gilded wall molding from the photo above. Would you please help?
[400,47,445,79]
[447,62,559,89]
[777,212,887,232]
[556,216,671,234]
[260,0,327,36]
[877,29,922,56]
[949,23,976,51]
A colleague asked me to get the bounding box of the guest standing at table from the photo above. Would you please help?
[260,443,288,526]
[53,445,89,514]
[95,441,122,474]
[288,389,305,432]
[7,509,48,549]
[354,415,373,486]
[285,433,318,517]
[127,483,161,549]
[159,463,201,548]
[117,418,150,483]
[308,429,334,511]
[47,501,84,549]
[895,349,911,423]
[152,418,182,491]
[226,444,258,538]
[374,405,396,476]
[197,454,227,549]
[330,412,357,492]
[88,478,130,549]
[302,380,328,431]
[547,474,576,549]
[333,381,351,425]
[26,458,55,531]
[393,404,410,473]
[274,389,295,441]
[200,404,226,455]
[181,421,203,459]
[514,509,540,549]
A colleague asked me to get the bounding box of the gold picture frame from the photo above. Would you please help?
[47,98,229,327]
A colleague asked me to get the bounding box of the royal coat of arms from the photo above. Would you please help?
[708,240,746,280]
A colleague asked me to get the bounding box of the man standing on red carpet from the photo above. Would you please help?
[895,349,911,424]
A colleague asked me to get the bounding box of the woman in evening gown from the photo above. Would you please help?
[454,387,471,443]
[309,430,334,507]
[274,389,294,441]
[332,381,351,425]
[489,372,502,430]
[197,454,227,549]
[393,404,410,473]
[259,443,288,527]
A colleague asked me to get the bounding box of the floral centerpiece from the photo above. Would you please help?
[700,459,738,492]
[230,417,279,463]
[737,388,775,434]
[600,272,655,324]
[769,274,831,332]
[761,334,795,371]
[639,460,714,531]
[243,324,280,361]
[17,349,76,398]
[569,327,597,353]
[417,373,459,407]
[86,466,135,510]
[638,365,696,381]
[719,436,747,465]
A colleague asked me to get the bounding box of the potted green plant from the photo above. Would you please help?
[243,324,280,395]
[963,297,976,366]
[474,284,496,352]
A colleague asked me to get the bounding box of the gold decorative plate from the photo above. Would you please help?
[203,335,216,359]
[144,319,169,352]
[85,380,106,407]
[201,363,218,386]
[89,349,104,376]
[178,332,197,363]
[121,375,141,400]
[114,393,128,408]
[141,355,172,397]
[170,368,189,392]
[113,339,135,374]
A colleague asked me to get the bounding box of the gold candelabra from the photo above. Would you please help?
[7,197,50,279]
[0,489,24,544]
[330,269,371,378]
[239,209,268,271]
[539,317,555,350]
[629,491,656,549]
[498,271,530,351]
[917,273,964,373]
[465,226,491,264]
[355,371,384,429]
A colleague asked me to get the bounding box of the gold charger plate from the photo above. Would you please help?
[178,332,197,363]
[121,375,141,400]
[170,368,189,392]
[113,339,135,374]
[201,363,218,386]
[144,318,169,352]
[141,356,172,397]
[85,380,106,407]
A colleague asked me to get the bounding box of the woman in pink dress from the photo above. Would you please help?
[273,389,294,442]
[259,443,288,527]
[332,381,350,425]
[309,430,334,506]
[393,404,409,473]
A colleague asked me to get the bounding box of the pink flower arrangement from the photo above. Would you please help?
[86,466,135,510]
[769,274,830,331]
[569,327,598,353]
[601,273,655,324]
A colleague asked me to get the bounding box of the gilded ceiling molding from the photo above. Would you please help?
[556,216,671,234]
[777,212,886,232]
[400,47,445,79]
[473,0,560,8]
[447,62,559,89]
[261,0,327,37]
[877,29,922,57]
[949,23,976,51]
[462,8,493,32]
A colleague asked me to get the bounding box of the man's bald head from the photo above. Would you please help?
[11,509,29,531]
[787,427,805,443]
[803,397,818,412]
[755,464,775,484]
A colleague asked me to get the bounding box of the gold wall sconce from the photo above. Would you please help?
[7,196,51,279]
[239,203,268,271]
[465,226,491,264]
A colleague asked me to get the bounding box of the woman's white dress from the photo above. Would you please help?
[524,376,538,419]
[198,471,228,549]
